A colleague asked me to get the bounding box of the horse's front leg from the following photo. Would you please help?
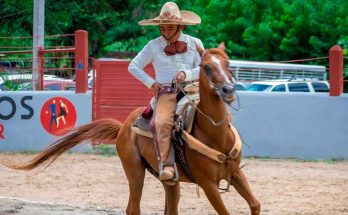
[230,169,260,215]
[162,182,180,215]
[200,181,230,215]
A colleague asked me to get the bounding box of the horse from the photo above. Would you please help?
[2,44,260,215]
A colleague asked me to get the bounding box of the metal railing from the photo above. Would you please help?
[229,60,327,81]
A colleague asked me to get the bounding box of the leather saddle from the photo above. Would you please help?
[132,93,199,136]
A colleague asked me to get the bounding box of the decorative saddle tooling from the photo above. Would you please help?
[131,83,242,182]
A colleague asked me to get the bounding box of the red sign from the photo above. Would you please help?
[40,97,77,136]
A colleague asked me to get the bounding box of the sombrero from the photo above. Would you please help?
[138,2,201,26]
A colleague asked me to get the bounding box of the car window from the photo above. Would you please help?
[17,82,32,90]
[247,84,272,91]
[271,84,286,92]
[45,83,62,90]
[311,82,329,92]
[288,83,310,92]
[235,83,246,91]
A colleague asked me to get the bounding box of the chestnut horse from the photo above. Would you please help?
[3,44,260,215]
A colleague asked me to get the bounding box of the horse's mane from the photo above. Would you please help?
[204,48,229,60]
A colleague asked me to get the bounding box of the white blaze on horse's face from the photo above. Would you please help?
[203,53,235,104]
[210,55,232,84]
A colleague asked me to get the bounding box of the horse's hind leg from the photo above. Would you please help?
[200,181,230,215]
[230,169,260,215]
[162,182,180,215]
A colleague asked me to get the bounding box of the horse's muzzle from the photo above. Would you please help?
[218,83,235,104]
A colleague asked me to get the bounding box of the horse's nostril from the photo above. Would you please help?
[222,85,234,94]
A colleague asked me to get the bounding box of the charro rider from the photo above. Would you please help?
[128,2,203,184]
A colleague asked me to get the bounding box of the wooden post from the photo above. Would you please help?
[38,48,44,90]
[74,30,88,93]
[32,0,45,90]
[329,45,343,96]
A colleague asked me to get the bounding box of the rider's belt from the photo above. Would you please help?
[158,86,175,96]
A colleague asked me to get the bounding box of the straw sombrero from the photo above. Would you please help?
[138,2,201,26]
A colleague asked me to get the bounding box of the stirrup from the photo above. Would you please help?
[159,162,179,182]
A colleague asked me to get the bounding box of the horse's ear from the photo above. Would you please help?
[195,43,204,56]
[218,42,225,51]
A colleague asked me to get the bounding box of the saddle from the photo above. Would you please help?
[132,94,199,134]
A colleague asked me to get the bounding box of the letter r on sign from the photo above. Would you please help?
[0,124,4,139]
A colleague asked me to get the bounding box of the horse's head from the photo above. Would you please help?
[197,43,236,104]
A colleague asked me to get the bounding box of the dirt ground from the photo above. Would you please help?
[0,153,347,215]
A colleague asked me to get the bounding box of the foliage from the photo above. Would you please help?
[0,0,347,61]
[95,144,117,157]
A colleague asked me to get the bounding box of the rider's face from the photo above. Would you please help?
[159,24,181,42]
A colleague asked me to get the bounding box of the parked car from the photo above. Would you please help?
[17,80,74,91]
[246,79,329,93]
[66,82,93,91]
[0,74,70,91]
[235,82,248,91]
[67,70,93,91]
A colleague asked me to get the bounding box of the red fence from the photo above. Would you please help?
[93,60,154,122]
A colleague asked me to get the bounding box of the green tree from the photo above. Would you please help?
[1,0,347,62]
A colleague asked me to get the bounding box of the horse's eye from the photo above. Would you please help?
[203,65,212,76]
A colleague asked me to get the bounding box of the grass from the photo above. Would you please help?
[244,156,346,164]
[0,144,118,157]
[93,144,117,157]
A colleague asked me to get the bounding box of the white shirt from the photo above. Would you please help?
[128,33,204,89]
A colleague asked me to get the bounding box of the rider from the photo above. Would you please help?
[128,2,204,183]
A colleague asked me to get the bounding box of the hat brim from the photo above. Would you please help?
[138,10,201,26]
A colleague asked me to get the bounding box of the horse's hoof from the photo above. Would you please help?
[159,169,175,181]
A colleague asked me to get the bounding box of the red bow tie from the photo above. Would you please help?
[164,41,188,56]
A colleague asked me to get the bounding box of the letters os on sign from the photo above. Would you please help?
[0,96,34,120]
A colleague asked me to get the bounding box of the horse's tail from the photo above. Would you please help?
[2,118,122,170]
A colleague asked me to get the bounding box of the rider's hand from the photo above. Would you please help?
[175,71,186,83]
[151,82,162,99]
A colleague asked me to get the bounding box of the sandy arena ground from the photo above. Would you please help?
[0,153,347,215]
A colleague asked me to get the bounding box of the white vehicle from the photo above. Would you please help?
[247,79,329,93]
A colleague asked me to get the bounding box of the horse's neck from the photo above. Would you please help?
[198,91,226,122]
[196,87,231,152]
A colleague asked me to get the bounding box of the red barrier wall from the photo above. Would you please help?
[93,60,154,122]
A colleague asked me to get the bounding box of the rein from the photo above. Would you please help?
[196,104,228,126]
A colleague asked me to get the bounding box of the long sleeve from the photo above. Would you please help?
[129,34,204,87]
[128,43,155,89]
[183,37,204,81]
